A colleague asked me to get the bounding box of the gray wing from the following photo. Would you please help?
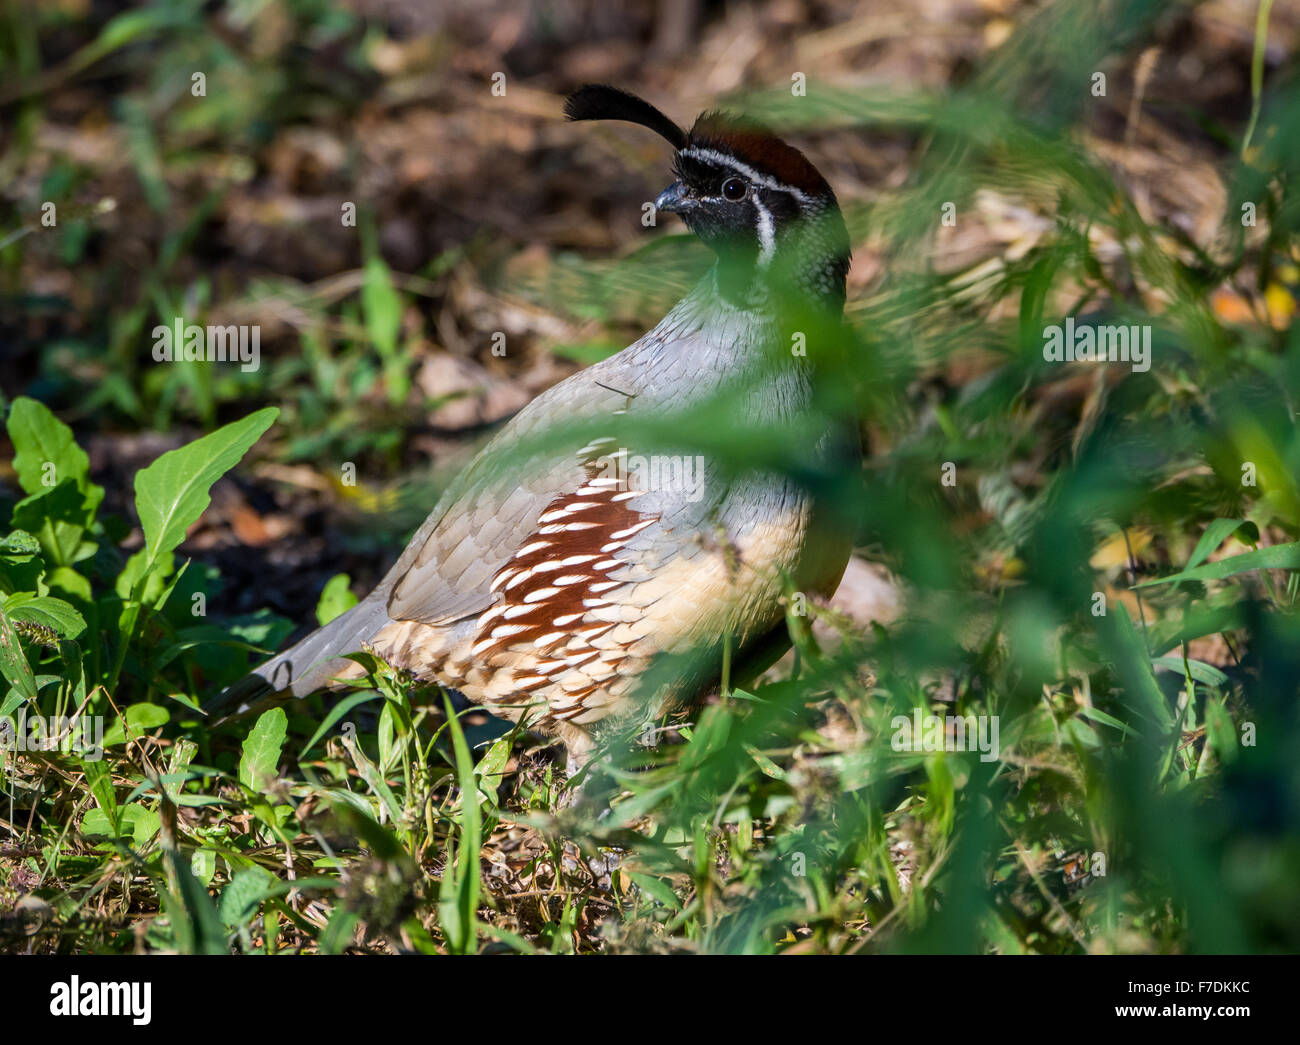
[381,366,635,626]
[380,290,777,629]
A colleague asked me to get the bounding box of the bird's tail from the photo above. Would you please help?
[207,591,394,720]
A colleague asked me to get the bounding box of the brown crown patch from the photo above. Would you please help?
[687,111,833,199]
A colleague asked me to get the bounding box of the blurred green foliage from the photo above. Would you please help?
[0,0,1298,954]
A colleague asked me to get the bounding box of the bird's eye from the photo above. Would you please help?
[721,177,747,201]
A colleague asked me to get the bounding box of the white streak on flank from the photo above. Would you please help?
[551,613,583,627]
[560,554,598,566]
[489,569,516,593]
[540,521,600,533]
[588,580,621,593]
[505,569,534,590]
[532,631,566,648]
[611,490,646,501]
[513,540,552,558]
[552,574,589,586]
[477,604,508,627]
[609,519,655,540]
[490,623,530,640]
[600,541,626,554]
[503,603,536,620]
[523,586,561,603]
[593,558,621,570]
[538,502,598,523]
[677,147,814,203]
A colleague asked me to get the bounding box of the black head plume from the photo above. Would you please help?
[564,84,687,151]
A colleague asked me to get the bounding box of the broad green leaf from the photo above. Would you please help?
[0,538,45,601]
[1185,518,1258,572]
[2,593,86,638]
[0,530,40,556]
[80,808,116,838]
[362,254,402,361]
[0,605,38,702]
[6,397,102,511]
[46,565,92,602]
[318,904,360,955]
[239,706,287,793]
[103,703,171,746]
[116,547,174,603]
[315,573,358,625]
[679,703,731,771]
[1075,704,1137,738]
[361,252,409,403]
[1135,541,1300,588]
[5,400,101,571]
[1150,655,1229,688]
[0,687,30,718]
[132,408,278,588]
[219,867,275,928]
[83,804,160,846]
[472,733,513,798]
[191,849,217,887]
[745,742,788,780]
[82,757,120,836]
[625,871,683,910]
[11,481,96,567]
[378,698,397,771]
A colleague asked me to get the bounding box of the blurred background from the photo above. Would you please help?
[2,0,1300,955]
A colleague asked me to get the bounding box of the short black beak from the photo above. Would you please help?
[654,180,695,214]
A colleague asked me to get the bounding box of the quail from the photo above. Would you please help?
[214,85,857,770]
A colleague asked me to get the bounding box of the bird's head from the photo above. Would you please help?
[565,85,850,312]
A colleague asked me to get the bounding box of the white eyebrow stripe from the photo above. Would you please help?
[678,146,814,203]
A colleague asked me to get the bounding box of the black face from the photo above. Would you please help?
[564,86,848,308]
[657,152,804,272]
